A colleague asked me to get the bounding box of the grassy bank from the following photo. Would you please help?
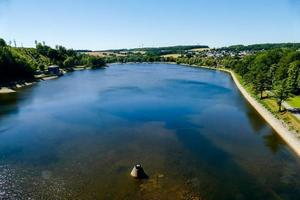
[287,96,300,108]
[220,67,300,135]
[233,72,300,135]
[186,64,300,156]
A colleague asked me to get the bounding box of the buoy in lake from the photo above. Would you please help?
[130,164,148,179]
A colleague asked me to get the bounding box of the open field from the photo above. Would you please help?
[162,54,182,58]
[125,50,146,54]
[190,48,211,52]
[87,50,146,57]
[87,51,126,57]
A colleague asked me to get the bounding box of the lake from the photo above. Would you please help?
[0,63,300,200]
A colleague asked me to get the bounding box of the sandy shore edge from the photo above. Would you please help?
[0,82,36,94]
[0,87,16,94]
[201,66,300,157]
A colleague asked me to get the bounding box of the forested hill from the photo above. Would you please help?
[103,45,209,55]
[0,38,106,86]
[221,43,300,52]
[131,45,209,54]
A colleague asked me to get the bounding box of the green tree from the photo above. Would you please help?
[63,56,76,68]
[87,56,106,68]
[0,46,34,85]
[253,72,269,99]
[287,61,300,93]
[247,53,272,98]
[273,79,292,112]
[0,38,6,47]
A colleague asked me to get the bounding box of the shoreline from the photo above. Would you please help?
[226,69,300,157]
[191,65,300,158]
[153,62,300,157]
[0,82,37,94]
[0,87,16,94]
[0,65,106,94]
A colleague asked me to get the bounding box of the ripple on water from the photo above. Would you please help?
[0,165,22,199]
[0,165,73,200]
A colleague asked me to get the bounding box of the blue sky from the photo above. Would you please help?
[0,0,299,50]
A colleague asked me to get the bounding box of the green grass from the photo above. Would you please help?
[262,97,300,133]
[287,96,300,108]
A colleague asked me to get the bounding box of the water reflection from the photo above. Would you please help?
[0,85,35,120]
[245,103,268,133]
[0,64,299,199]
[0,93,22,118]
[263,133,285,154]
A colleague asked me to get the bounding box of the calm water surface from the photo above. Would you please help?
[0,63,300,200]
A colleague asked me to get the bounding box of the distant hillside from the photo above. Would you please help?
[102,45,209,56]
[131,45,209,52]
[221,43,300,51]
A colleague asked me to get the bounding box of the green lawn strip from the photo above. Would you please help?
[287,96,300,108]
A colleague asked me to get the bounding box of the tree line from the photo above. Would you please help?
[0,39,35,85]
[225,49,300,111]
[35,41,105,69]
[0,38,106,86]
[220,43,300,52]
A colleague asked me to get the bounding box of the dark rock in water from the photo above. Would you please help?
[130,164,148,179]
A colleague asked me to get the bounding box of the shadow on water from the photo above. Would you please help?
[263,133,286,155]
[0,86,35,121]
[100,86,145,96]
[225,74,287,155]
[165,78,231,97]
[174,128,282,200]
[244,103,268,133]
[0,93,22,118]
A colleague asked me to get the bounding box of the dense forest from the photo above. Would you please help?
[0,38,105,86]
[220,43,300,52]
[0,38,35,85]
[225,49,300,111]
